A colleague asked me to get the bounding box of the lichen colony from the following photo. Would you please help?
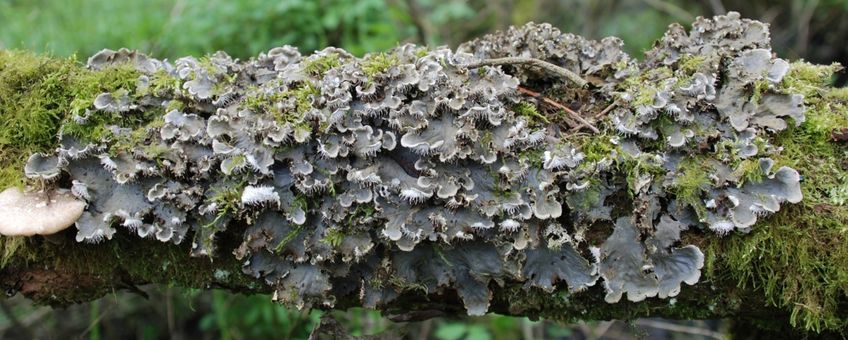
[13,12,806,314]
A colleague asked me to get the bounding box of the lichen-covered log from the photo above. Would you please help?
[1,12,848,335]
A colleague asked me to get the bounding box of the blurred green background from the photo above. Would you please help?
[3,0,848,65]
[1,0,846,339]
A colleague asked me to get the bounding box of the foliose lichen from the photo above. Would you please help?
[10,13,812,316]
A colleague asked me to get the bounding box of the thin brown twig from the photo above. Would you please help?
[556,109,579,128]
[460,57,588,87]
[595,99,619,119]
[517,87,600,133]
[569,99,618,132]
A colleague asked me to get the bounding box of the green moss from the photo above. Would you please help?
[650,113,676,149]
[165,99,184,112]
[361,52,399,78]
[142,70,182,97]
[0,236,32,268]
[413,47,429,59]
[208,179,246,209]
[668,157,710,217]
[303,53,341,77]
[274,225,303,254]
[713,62,848,333]
[0,52,74,152]
[221,154,247,174]
[346,203,376,225]
[0,51,77,188]
[574,133,617,164]
[387,275,428,295]
[630,87,657,107]
[677,54,707,75]
[197,179,248,252]
[244,81,318,129]
[779,61,841,99]
[108,114,165,156]
[321,228,345,248]
[619,66,673,107]
[72,67,139,112]
[750,79,770,104]
[617,152,666,195]
[0,50,143,188]
[291,83,319,114]
[519,148,545,168]
[731,158,765,185]
[62,64,142,143]
[673,54,708,87]
[567,184,603,211]
[511,102,549,126]
[717,206,848,332]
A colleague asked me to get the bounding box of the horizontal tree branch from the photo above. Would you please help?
[0,13,847,338]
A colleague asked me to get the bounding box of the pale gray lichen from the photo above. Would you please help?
[24,153,61,181]
[17,12,807,315]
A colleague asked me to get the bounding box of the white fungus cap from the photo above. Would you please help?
[0,187,86,236]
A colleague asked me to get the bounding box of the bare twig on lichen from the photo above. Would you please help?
[517,86,600,133]
[459,57,588,87]
[570,99,619,132]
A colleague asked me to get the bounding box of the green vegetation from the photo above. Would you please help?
[244,81,318,133]
[205,178,248,223]
[273,226,303,253]
[676,54,707,75]
[511,102,550,126]
[360,52,399,78]
[710,62,848,333]
[668,157,711,216]
[0,50,145,188]
[321,228,345,248]
[573,132,617,164]
[0,0,410,59]
[303,53,341,77]
[0,51,73,188]
[619,66,673,106]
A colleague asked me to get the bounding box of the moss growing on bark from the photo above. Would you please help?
[0,50,142,188]
[711,62,848,333]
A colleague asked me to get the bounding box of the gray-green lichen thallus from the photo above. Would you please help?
[0,12,824,318]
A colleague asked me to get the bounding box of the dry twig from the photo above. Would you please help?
[569,99,618,132]
[517,86,600,133]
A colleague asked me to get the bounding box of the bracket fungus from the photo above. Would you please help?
[9,12,811,315]
[0,188,86,236]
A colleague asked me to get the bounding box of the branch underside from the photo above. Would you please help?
[0,230,784,324]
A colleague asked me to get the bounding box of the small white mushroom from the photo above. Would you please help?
[0,188,86,236]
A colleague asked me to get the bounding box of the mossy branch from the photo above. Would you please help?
[2,18,848,338]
